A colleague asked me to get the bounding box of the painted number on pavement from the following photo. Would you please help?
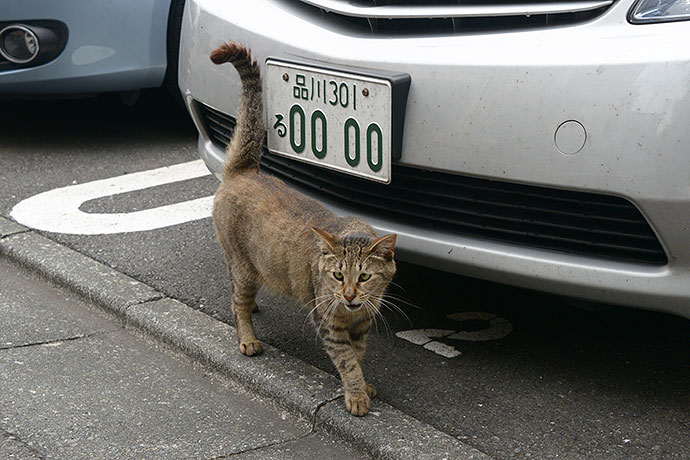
[395,312,514,358]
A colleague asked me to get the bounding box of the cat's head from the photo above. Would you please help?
[312,227,397,313]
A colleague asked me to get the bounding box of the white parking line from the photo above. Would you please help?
[11,160,213,235]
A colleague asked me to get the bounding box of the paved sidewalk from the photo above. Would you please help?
[0,257,368,460]
[0,217,491,460]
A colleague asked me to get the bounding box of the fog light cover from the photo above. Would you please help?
[0,25,39,63]
[629,0,690,23]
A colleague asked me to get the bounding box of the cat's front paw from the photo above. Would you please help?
[239,340,263,357]
[345,390,371,417]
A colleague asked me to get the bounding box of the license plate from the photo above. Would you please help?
[265,59,398,184]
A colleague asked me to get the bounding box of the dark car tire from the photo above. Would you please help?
[164,0,186,105]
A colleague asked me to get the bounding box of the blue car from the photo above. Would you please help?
[0,0,185,97]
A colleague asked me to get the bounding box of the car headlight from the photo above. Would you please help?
[629,0,690,24]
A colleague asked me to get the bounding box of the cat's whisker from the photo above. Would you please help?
[381,293,422,310]
[306,296,335,317]
[297,294,333,317]
[381,293,420,306]
[362,300,374,332]
[328,300,340,326]
[378,297,412,322]
[364,300,382,336]
[365,299,391,337]
[304,294,332,307]
[322,300,342,343]
[301,296,337,333]
[388,280,407,292]
[314,300,338,345]
[373,300,393,337]
[378,296,411,316]
[297,296,331,328]
[379,302,413,329]
[379,312,393,337]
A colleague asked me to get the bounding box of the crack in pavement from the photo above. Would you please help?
[0,333,94,351]
[0,426,47,460]
[124,294,167,310]
[206,432,313,459]
[0,229,32,241]
[204,393,346,459]
[310,395,344,433]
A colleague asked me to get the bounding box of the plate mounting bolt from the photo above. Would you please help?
[282,73,289,81]
[362,88,369,97]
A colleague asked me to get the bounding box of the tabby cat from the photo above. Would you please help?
[209,43,397,416]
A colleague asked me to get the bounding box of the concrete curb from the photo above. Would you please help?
[0,216,493,460]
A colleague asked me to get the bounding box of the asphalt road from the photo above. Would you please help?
[2,91,688,460]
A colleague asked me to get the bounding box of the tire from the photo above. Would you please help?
[164,0,186,105]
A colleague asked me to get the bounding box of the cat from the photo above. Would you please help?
[209,42,397,416]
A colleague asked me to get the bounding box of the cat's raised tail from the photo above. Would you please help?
[210,42,265,179]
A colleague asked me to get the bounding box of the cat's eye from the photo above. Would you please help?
[358,273,371,282]
[333,271,344,281]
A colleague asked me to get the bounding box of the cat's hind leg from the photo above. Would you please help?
[230,263,262,357]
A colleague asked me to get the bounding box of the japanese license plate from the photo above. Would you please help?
[265,59,394,183]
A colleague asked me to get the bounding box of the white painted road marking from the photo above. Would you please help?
[423,341,462,359]
[11,160,213,235]
[395,312,514,358]
[395,329,455,346]
[395,329,460,359]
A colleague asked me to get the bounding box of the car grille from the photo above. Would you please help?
[197,102,667,266]
[289,0,617,34]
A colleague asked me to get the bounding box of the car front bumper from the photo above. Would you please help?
[180,0,690,318]
[0,0,170,95]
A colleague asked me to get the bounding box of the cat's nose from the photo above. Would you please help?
[344,291,356,302]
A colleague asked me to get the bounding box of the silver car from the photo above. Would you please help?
[179,0,690,319]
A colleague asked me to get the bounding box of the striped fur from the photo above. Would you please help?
[210,42,265,178]
[210,42,397,416]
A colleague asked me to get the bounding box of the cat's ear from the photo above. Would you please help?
[312,227,341,255]
[367,234,397,260]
